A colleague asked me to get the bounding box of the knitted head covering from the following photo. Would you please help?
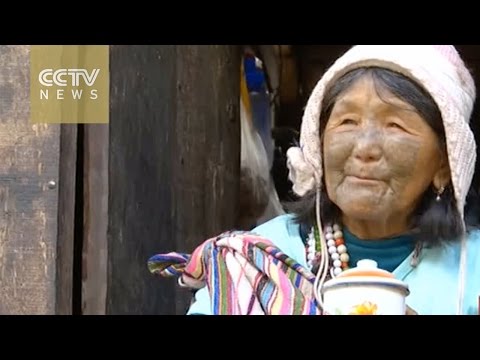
[287,45,476,223]
[287,45,477,314]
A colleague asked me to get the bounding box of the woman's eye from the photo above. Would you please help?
[387,122,405,130]
[340,118,357,125]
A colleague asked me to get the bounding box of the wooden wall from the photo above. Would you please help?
[0,46,72,314]
[0,45,240,315]
[106,45,240,315]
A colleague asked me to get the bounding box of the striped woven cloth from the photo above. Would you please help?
[148,231,321,315]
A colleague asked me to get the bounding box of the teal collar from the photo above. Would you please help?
[343,227,416,272]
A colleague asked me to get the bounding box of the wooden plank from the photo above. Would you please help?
[107,45,240,314]
[174,45,240,314]
[55,124,77,315]
[82,124,108,314]
[107,45,177,315]
[0,46,61,314]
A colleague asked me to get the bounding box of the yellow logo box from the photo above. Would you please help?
[30,45,109,124]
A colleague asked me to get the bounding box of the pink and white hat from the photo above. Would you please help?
[287,45,476,221]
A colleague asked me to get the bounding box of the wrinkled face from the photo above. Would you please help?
[323,75,447,224]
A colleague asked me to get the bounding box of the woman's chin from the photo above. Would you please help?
[339,203,388,223]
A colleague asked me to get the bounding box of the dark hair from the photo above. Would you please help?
[290,67,475,246]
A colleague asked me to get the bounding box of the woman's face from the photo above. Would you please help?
[323,75,449,231]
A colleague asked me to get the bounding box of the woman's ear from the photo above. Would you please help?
[432,155,451,190]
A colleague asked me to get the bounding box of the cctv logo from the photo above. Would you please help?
[39,69,100,87]
[38,69,100,100]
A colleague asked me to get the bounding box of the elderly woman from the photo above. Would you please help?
[150,45,480,315]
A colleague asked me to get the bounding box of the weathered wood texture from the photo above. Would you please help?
[55,124,77,315]
[82,124,108,315]
[108,46,177,315]
[108,45,240,315]
[174,46,240,314]
[0,46,61,314]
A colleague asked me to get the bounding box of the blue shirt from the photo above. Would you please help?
[187,214,480,315]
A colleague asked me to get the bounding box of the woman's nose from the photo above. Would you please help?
[353,127,383,163]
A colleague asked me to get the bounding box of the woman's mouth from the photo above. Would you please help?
[347,175,383,185]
